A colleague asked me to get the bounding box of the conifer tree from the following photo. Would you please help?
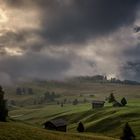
[77,122,85,132]
[108,93,116,103]
[120,122,136,140]
[0,86,8,122]
[121,97,127,106]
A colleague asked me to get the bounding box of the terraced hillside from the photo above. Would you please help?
[5,81,140,106]
[4,81,140,139]
[0,122,117,140]
[9,101,140,139]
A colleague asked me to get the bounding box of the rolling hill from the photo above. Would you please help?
[9,102,140,139]
[0,122,117,140]
[3,80,140,139]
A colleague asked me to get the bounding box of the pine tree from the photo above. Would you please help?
[61,102,63,107]
[73,99,78,105]
[16,88,22,95]
[108,93,116,103]
[0,86,8,122]
[28,88,34,95]
[120,123,136,140]
[121,97,127,106]
[77,122,85,132]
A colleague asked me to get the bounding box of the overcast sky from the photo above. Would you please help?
[0,0,140,85]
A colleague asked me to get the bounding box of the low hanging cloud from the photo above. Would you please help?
[0,52,72,83]
[0,0,140,85]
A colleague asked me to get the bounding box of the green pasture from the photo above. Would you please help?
[0,122,117,140]
[9,100,140,139]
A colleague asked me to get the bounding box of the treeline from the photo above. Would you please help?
[33,91,61,105]
[71,75,107,82]
[9,90,61,106]
[110,78,140,85]
[16,87,34,95]
[70,75,140,85]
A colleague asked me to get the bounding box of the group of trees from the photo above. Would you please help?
[73,75,107,82]
[107,93,127,107]
[58,98,79,107]
[44,91,60,102]
[73,99,79,105]
[32,91,61,105]
[58,97,88,107]
[71,75,140,85]
[110,78,140,85]
[57,98,68,107]
[76,122,136,140]
[16,87,34,95]
[0,86,8,122]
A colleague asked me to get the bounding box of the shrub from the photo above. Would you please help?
[77,122,85,132]
[120,122,136,140]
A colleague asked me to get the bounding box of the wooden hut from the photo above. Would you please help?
[92,100,105,109]
[112,101,122,107]
[44,119,67,132]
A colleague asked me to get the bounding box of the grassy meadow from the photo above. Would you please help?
[2,81,140,140]
[9,101,140,139]
[0,122,117,140]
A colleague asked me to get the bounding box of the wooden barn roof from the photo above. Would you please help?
[92,100,105,104]
[44,119,67,127]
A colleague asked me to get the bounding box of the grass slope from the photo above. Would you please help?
[65,106,140,139]
[9,101,140,139]
[5,82,140,106]
[0,122,117,140]
[5,81,140,139]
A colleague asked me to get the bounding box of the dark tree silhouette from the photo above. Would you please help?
[73,99,79,105]
[22,88,26,94]
[57,101,60,105]
[104,76,107,81]
[77,122,85,132]
[108,93,116,103]
[44,91,60,102]
[120,123,136,140]
[0,86,8,122]
[64,98,67,104]
[61,102,63,107]
[28,88,34,95]
[16,88,22,95]
[121,97,127,106]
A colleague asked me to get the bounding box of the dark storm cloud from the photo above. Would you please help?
[0,53,71,82]
[134,26,140,33]
[121,44,140,81]
[5,0,140,45]
[44,0,140,45]
[1,0,140,84]
[122,61,140,81]
[124,44,140,60]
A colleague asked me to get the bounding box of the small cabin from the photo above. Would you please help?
[43,119,67,132]
[92,100,105,109]
[113,101,122,107]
